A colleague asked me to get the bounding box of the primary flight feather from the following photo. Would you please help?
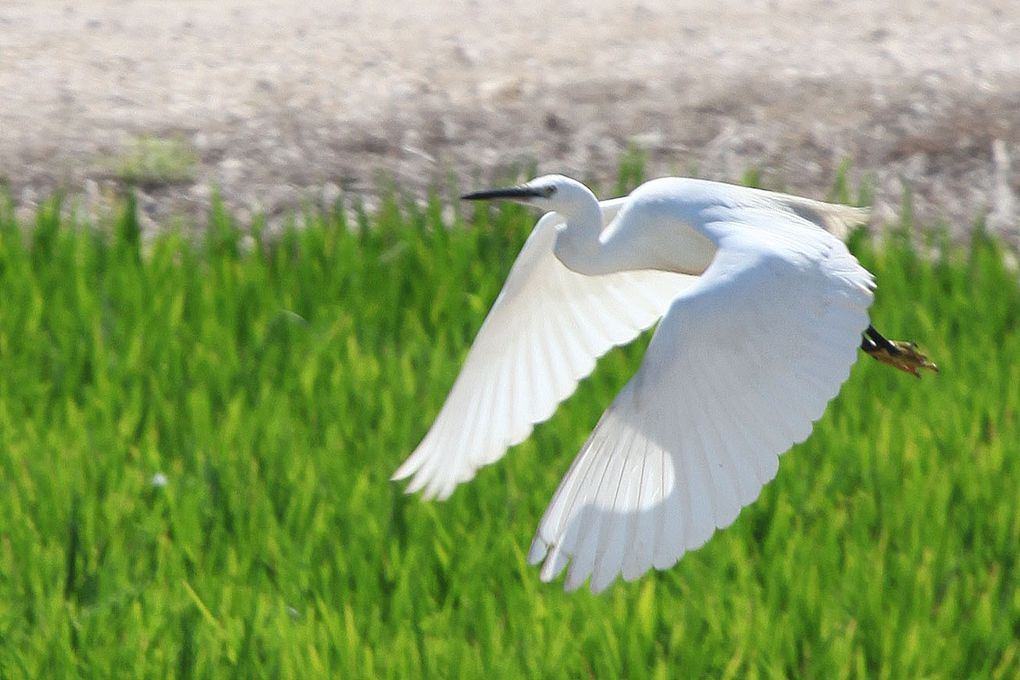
[393,175,935,592]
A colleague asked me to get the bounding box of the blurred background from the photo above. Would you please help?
[1,0,1018,236]
[2,2,1019,677]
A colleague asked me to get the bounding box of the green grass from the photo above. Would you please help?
[105,134,197,188]
[0,181,1017,679]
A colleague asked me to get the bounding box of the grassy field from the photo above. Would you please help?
[0,180,1017,679]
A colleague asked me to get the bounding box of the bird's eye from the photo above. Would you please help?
[541,185,557,198]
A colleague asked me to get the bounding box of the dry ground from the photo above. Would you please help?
[1,0,1018,238]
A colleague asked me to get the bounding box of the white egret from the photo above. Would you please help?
[393,175,936,592]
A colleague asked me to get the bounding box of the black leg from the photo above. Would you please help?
[859,324,938,377]
[863,325,897,352]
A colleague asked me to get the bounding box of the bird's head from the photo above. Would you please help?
[461,174,594,216]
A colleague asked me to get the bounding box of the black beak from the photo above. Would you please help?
[461,186,545,201]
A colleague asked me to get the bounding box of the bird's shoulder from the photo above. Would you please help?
[626,177,867,241]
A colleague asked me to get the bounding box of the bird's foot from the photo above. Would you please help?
[865,339,939,378]
[861,325,938,378]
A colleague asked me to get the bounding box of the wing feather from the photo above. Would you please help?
[529,215,874,591]
[394,206,697,499]
[621,441,655,581]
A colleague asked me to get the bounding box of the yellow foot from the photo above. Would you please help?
[869,340,939,378]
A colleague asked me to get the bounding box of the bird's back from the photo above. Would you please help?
[641,177,868,233]
[597,177,869,276]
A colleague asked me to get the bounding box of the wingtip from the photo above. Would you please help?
[391,455,418,482]
[527,537,548,565]
[564,562,591,592]
[589,570,617,594]
[391,474,446,502]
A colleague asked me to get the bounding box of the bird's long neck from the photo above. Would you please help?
[552,199,622,276]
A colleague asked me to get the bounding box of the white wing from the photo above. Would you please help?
[528,211,875,592]
[393,201,698,500]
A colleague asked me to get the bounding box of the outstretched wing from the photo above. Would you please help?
[393,202,698,500]
[528,212,875,592]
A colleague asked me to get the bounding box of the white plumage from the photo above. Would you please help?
[393,175,876,592]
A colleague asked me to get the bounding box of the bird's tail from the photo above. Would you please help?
[777,195,871,240]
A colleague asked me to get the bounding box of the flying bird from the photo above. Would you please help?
[393,175,936,592]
